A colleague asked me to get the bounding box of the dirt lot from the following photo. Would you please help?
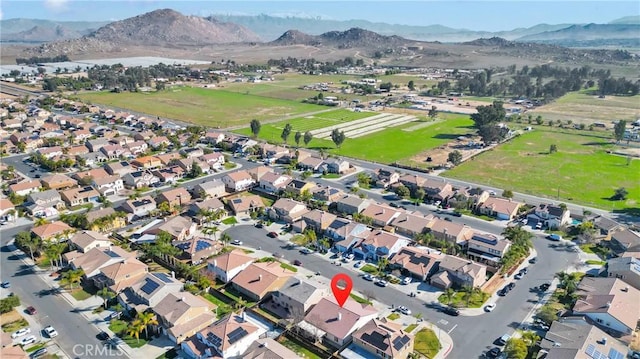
[0,309,24,326]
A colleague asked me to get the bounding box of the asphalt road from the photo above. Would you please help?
[0,224,127,359]
[223,224,578,359]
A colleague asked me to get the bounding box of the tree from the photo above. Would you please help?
[294,131,302,147]
[394,184,410,199]
[470,101,506,143]
[331,129,346,149]
[220,233,232,247]
[504,338,528,359]
[407,80,415,91]
[250,119,261,139]
[555,271,579,296]
[96,287,115,309]
[613,120,627,142]
[15,231,40,260]
[462,285,474,307]
[428,105,438,119]
[613,187,628,201]
[137,311,159,339]
[443,288,455,305]
[502,189,514,198]
[549,144,558,154]
[415,188,426,205]
[189,162,203,179]
[356,172,371,188]
[376,257,389,277]
[281,123,293,144]
[303,131,313,146]
[448,150,463,166]
[521,331,540,351]
[126,319,145,343]
[61,269,84,290]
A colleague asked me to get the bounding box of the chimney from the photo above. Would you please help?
[258,274,262,281]
[171,271,175,279]
[181,297,185,302]
[241,311,246,322]
[337,312,342,321]
[622,286,629,292]
[601,337,607,345]
[606,301,611,308]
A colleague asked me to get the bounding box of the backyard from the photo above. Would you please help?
[444,128,640,211]
[77,86,324,128]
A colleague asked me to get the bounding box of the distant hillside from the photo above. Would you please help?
[26,9,261,56]
[609,15,640,25]
[517,23,640,47]
[1,25,83,43]
[271,27,412,48]
[0,19,107,42]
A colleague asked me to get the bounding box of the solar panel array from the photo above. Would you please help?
[105,250,121,258]
[206,332,222,347]
[393,335,411,351]
[608,348,625,359]
[472,234,498,245]
[155,273,174,283]
[140,279,160,294]
[227,327,248,344]
[195,240,212,252]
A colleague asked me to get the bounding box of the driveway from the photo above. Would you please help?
[223,224,578,359]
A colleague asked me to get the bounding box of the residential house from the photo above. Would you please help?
[188,198,225,223]
[227,195,265,215]
[452,187,490,208]
[271,277,329,318]
[180,147,204,158]
[609,229,640,256]
[257,172,292,194]
[421,178,454,202]
[573,277,640,337]
[118,272,182,311]
[66,145,90,157]
[298,297,377,348]
[528,203,571,229]
[284,179,315,197]
[352,230,410,262]
[133,131,154,141]
[203,131,225,145]
[0,199,15,220]
[427,218,474,245]
[100,144,128,160]
[144,216,196,242]
[298,156,324,172]
[301,210,337,233]
[221,170,255,192]
[246,166,272,183]
[311,185,344,203]
[105,161,136,177]
[25,189,64,217]
[8,180,41,196]
[92,175,124,196]
[230,261,295,301]
[389,247,443,282]
[351,318,414,359]
[147,136,170,150]
[155,152,183,166]
[326,219,371,253]
[122,170,160,189]
[181,311,263,359]
[152,166,185,184]
[131,156,162,169]
[60,186,100,207]
[477,197,522,220]
[124,141,148,156]
[590,215,626,240]
[93,257,148,292]
[192,180,226,199]
[269,198,309,223]
[69,230,111,253]
[324,158,350,174]
[606,256,640,291]
[155,292,216,344]
[40,173,77,190]
[66,246,137,279]
[373,169,400,188]
[240,338,298,359]
[540,317,629,359]
[37,146,63,159]
[31,221,73,241]
[390,212,434,238]
[174,237,221,265]
[260,143,289,161]
[77,151,107,166]
[198,153,225,170]
[431,255,487,289]
[85,207,126,233]
[336,195,370,215]
[176,158,210,174]
[398,174,427,191]
[86,138,110,152]
[0,346,29,359]
[205,249,254,283]
[72,168,110,184]
[121,196,156,220]
[466,232,512,266]
[156,187,192,208]
[360,203,402,227]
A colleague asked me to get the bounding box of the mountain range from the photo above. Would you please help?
[2,11,639,47]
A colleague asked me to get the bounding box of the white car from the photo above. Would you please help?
[11,327,31,339]
[363,274,374,281]
[353,261,363,268]
[44,325,58,338]
[402,277,412,285]
[230,240,242,246]
[375,279,388,287]
[397,306,412,315]
[20,335,37,346]
[484,303,497,312]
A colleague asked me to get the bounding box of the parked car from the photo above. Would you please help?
[535,222,543,229]
[26,306,37,315]
[487,347,502,358]
[231,240,242,245]
[397,306,412,315]
[375,279,388,287]
[442,306,460,316]
[299,248,314,255]
[496,334,511,346]
[11,328,31,339]
[106,311,121,321]
[546,234,562,241]
[529,257,537,264]
[254,223,263,228]
[484,303,497,312]
[96,331,110,341]
[43,326,58,338]
[402,277,412,285]
[539,283,551,291]
[363,274,374,281]
[444,217,452,222]
[267,232,278,238]
[1,281,10,288]
[451,211,463,217]
[507,282,516,290]
[389,202,399,208]
[514,272,524,280]
[31,348,48,358]
[293,260,302,266]
[19,335,37,346]
[353,261,363,268]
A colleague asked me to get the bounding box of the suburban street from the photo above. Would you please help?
[224,224,579,359]
[0,224,128,359]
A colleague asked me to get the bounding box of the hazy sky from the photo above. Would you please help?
[1,1,638,31]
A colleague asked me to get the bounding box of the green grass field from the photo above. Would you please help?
[530,90,640,123]
[444,128,640,211]
[77,86,324,128]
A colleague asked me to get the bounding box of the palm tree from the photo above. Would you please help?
[203,226,219,240]
[34,217,50,226]
[43,243,58,271]
[555,271,579,296]
[220,233,232,247]
[96,287,115,308]
[521,330,540,350]
[376,257,389,278]
[318,237,331,252]
[126,319,145,344]
[443,288,455,305]
[15,231,40,260]
[234,298,247,311]
[61,269,84,290]
[462,285,474,307]
[136,311,159,339]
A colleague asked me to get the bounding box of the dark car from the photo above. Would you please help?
[96,331,110,341]
[451,211,463,217]
[34,174,41,178]
[507,282,516,290]
[444,217,452,222]
[539,283,551,291]
[26,306,37,315]
[255,223,263,228]
[529,257,537,264]
[267,232,278,238]
[389,202,399,208]
[442,306,460,316]
[497,288,508,297]
[486,347,501,358]
[31,348,48,358]
[293,260,302,266]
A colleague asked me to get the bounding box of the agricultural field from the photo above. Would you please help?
[529,90,640,124]
[77,86,324,128]
[443,128,640,211]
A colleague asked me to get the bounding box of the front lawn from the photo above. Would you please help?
[70,288,93,301]
[349,293,372,305]
[1,318,28,333]
[280,262,298,272]
[387,313,400,320]
[221,217,238,225]
[360,264,378,274]
[579,244,611,260]
[585,259,606,265]
[438,290,489,308]
[25,343,45,353]
[109,319,150,348]
[405,324,419,333]
[414,328,441,358]
[321,173,341,179]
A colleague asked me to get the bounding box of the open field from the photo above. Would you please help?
[443,128,640,211]
[77,86,324,128]
[529,90,640,124]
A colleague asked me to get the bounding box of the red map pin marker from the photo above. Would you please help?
[331,273,353,307]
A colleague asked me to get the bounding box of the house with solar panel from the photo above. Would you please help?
[117,272,183,312]
[466,232,511,267]
[349,318,415,359]
[173,237,222,265]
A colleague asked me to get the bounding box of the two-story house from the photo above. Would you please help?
[360,203,402,227]
[353,230,410,262]
[257,172,292,194]
[389,247,443,282]
[390,212,435,238]
[9,180,42,196]
[192,180,226,199]
[154,292,216,344]
[466,232,511,266]
[478,197,522,220]
[373,169,400,189]
[528,203,571,229]
[69,230,111,253]
[335,195,370,215]
[269,198,309,223]
[40,173,77,190]
[60,186,100,207]
[120,196,156,220]
[271,277,328,318]
[122,170,160,189]
[205,249,254,283]
[25,189,65,217]
[301,210,338,233]
[92,175,124,196]
[607,256,640,291]
[352,318,414,359]
[326,218,371,253]
[118,272,182,311]
[221,170,255,192]
[85,207,126,233]
[230,262,295,301]
[156,187,192,208]
[430,255,487,289]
